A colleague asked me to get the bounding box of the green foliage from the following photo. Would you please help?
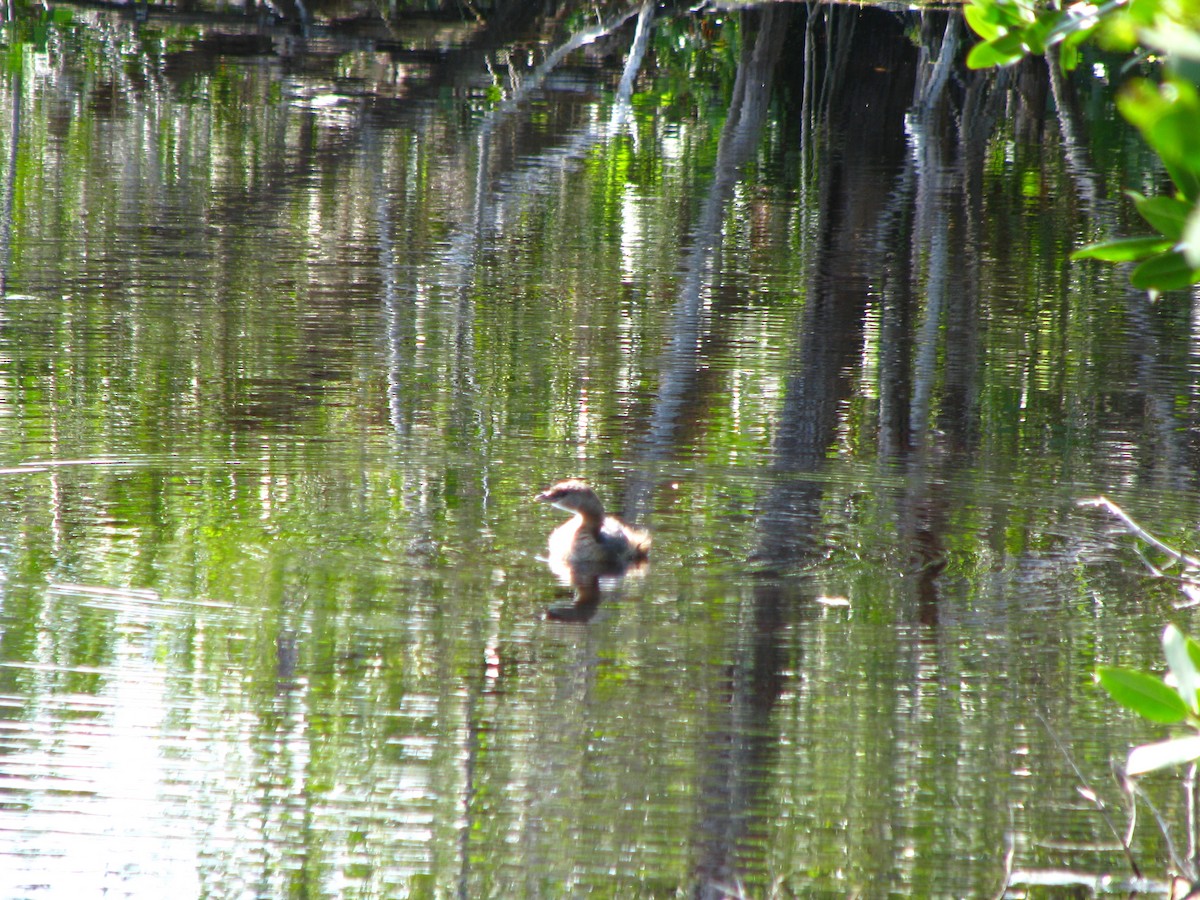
[1129,247,1200,289]
[1102,78,1200,283]
[1118,78,1200,204]
[965,0,1200,292]
[1097,664,1190,723]
[1134,192,1193,238]
[1071,235,1174,261]
[964,0,1103,68]
[1097,625,1200,775]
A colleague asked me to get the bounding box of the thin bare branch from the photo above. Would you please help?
[1037,709,1142,879]
[1080,496,1200,570]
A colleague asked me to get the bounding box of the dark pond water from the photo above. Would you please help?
[0,2,1196,897]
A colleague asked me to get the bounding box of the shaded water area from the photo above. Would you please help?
[0,1,1198,896]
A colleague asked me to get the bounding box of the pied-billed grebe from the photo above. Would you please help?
[536,479,650,569]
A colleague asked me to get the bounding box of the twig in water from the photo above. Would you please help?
[1036,709,1142,879]
[1126,771,1194,881]
[1079,496,1200,571]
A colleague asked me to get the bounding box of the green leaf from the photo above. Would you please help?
[1097,666,1190,723]
[1024,11,1063,55]
[965,2,1004,41]
[1164,625,1200,714]
[1181,631,1200,707]
[1131,250,1200,291]
[1128,735,1200,776]
[1163,158,1200,204]
[1072,235,1173,261]
[1099,12,1139,51]
[1126,0,1162,29]
[1190,631,1200,671]
[967,31,1031,69]
[1059,42,1079,70]
[1136,195,1192,240]
[970,0,1037,31]
[1119,79,1200,202]
[1059,29,1089,70]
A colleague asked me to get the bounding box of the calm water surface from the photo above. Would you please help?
[0,3,1196,898]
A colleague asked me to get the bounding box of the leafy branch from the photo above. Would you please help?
[965,0,1200,292]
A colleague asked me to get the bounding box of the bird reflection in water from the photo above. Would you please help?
[535,480,650,622]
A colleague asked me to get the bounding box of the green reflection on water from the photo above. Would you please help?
[0,4,1192,898]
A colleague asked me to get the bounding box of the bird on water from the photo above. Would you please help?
[536,479,650,570]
